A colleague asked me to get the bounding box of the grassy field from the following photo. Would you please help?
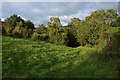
[2,36,119,78]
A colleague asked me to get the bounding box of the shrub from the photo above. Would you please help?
[96,27,120,61]
[31,32,40,40]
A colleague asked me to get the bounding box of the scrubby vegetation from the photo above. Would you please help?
[2,36,120,78]
[1,9,120,78]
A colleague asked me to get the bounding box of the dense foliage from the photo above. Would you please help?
[1,9,120,48]
[2,14,34,38]
[1,9,120,47]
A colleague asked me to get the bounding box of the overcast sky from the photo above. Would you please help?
[1,2,118,27]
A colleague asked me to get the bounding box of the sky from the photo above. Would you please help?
[1,2,119,27]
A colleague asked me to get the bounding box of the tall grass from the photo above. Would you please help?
[2,36,119,78]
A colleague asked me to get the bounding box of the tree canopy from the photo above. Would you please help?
[1,9,120,47]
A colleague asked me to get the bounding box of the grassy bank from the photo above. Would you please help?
[2,36,119,78]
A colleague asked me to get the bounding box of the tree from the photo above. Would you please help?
[3,14,24,36]
[2,14,35,38]
[67,18,81,47]
[25,20,35,30]
[96,27,120,61]
[85,9,118,27]
[48,17,61,29]
[2,9,119,47]
[117,17,120,27]
[12,21,32,38]
[68,18,81,27]
[36,24,47,34]
[31,24,49,41]
[48,17,69,45]
[12,21,24,38]
[77,9,119,46]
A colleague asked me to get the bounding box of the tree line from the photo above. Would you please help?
[1,9,120,47]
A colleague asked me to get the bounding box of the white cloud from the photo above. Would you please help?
[61,20,68,26]
[49,15,73,20]
[17,15,27,21]
[59,16,73,20]
[1,18,5,21]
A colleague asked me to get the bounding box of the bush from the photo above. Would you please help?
[31,32,40,40]
[48,27,68,45]
[96,27,120,61]
[31,32,49,41]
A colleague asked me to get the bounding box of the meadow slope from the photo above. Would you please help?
[2,36,119,78]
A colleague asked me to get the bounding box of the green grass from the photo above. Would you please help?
[2,36,119,78]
